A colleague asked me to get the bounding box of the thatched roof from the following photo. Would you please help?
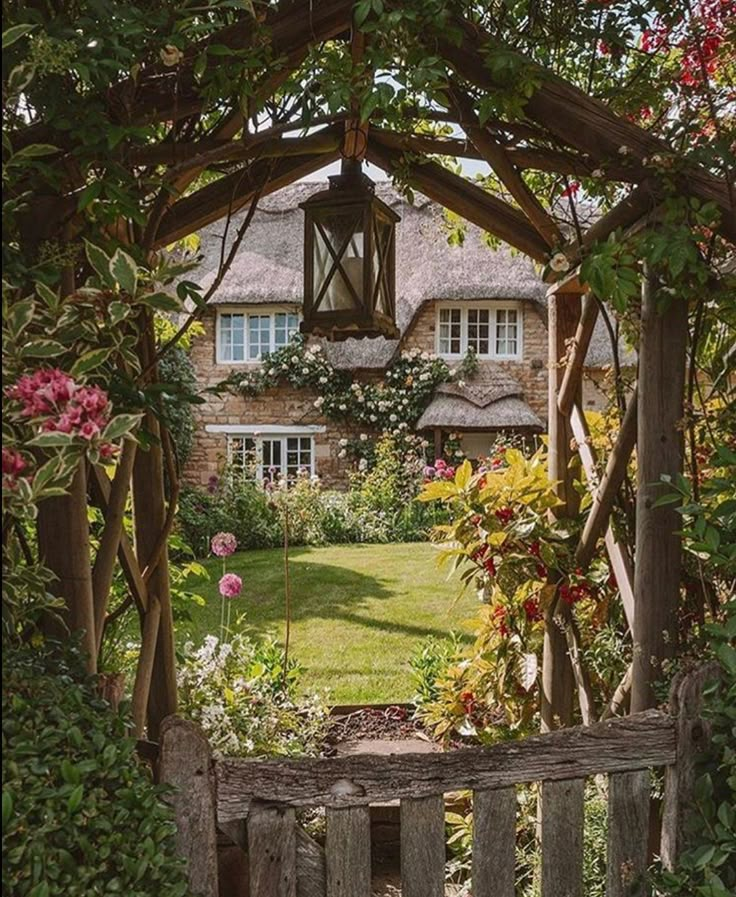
[417,394,544,430]
[193,181,633,370]
[195,182,546,326]
[416,367,544,430]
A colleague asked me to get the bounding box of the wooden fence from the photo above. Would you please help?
[159,667,714,897]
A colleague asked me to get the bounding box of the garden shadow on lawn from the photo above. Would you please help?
[179,543,476,704]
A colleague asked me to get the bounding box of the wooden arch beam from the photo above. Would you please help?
[153,144,341,248]
[366,138,550,262]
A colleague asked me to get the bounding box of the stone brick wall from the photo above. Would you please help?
[184,311,366,489]
[403,299,550,420]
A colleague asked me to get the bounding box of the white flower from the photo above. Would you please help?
[302,368,310,375]
[314,397,324,407]
[160,44,184,66]
[591,169,604,178]
[291,355,299,363]
[618,145,631,155]
[310,474,320,483]
[319,376,328,384]
[390,414,398,422]
[360,433,368,442]
[339,403,347,411]
[269,368,277,375]
[370,414,377,422]
[338,449,347,459]
[457,379,466,388]
[358,458,368,471]
[339,438,348,447]
[550,252,570,273]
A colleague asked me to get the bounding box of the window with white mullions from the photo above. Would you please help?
[226,433,315,482]
[436,304,522,359]
[438,307,462,355]
[218,309,300,363]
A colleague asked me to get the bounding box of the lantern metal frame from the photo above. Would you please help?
[300,162,400,340]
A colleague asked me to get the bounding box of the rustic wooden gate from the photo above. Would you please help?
[159,668,712,897]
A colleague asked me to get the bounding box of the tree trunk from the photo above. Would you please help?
[37,459,97,671]
[542,290,581,730]
[133,323,178,739]
[631,269,688,712]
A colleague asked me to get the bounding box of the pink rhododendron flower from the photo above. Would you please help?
[211,531,237,557]
[219,573,242,599]
[6,369,110,441]
[2,448,27,487]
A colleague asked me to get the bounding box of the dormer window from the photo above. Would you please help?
[437,303,522,360]
[217,307,300,363]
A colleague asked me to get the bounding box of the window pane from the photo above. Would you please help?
[227,436,256,478]
[286,437,313,478]
[220,314,246,362]
[495,308,519,356]
[467,308,490,356]
[439,308,462,355]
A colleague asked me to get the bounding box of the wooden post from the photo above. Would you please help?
[159,717,219,897]
[37,459,97,671]
[249,804,298,897]
[631,270,688,713]
[543,290,581,731]
[661,663,720,868]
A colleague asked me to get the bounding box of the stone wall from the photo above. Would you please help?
[403,299,550,419]
[184,312,364,489]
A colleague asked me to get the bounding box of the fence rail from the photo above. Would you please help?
[160,667,716,897]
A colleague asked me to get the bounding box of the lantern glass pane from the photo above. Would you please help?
[313,210,364,311]
[373,218,392,315]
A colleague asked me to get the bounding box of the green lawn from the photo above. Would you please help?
[179,542,477,704]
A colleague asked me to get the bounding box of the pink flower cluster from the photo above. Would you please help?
[2,448,27,488]
[211,531,237,558]
[423,458,456,482]
[6,369,110,442]
[218,573,243,599]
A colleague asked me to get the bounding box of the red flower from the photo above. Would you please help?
[529,540,541,558]
[484,556,497,577]
[472,543,489,562]
[523,597,543,622]
[495,507,514,526]
[561,181,580,198]
[460,690,476,713]
[492,606,509,637]
[536,563,548,579]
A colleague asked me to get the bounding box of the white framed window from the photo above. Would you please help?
[436,303,522,360]
[209,425,324,482]
[217,308,300,363]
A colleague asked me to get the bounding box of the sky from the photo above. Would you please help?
[301,156,490,182]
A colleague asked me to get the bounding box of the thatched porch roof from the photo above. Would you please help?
[416,367,544,431]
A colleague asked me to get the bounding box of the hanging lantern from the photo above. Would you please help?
[300,160,400,340]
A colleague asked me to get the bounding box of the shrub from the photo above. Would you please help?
[177,633,329,758]
[2,639,188,897]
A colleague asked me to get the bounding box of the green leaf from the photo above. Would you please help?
[2,791,13,830]
[27,432,76,448]
[109,248,138,295]
[77,180,102,211]
[2,23,35,48]
[102,413,142,442]
[7,297,35,338]
[139,291,182,312]
[35,281,59,309]
[84,240,113,286]
[67,784,84,813]
[70,347,113,378]
[10,143,58,161]
[455,459,473,490]
[108,301,130,326]
[21,339,67,358]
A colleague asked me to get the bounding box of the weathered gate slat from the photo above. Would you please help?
[472,787,516,897]
[541,778,585,897]
[247,804,297,897]
[606,770,650,897]
[216,711,674,819]
[324,806,371,897]
[401,795,446,897]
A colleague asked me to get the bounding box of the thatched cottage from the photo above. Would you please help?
[185,183,623,489]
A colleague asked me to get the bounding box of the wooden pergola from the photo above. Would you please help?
[25,0,734,740]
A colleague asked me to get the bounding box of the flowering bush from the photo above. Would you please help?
[178,633,329,758]
[415,446,622,742]
[226,337,452,434]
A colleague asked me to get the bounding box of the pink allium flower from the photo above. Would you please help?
[218,573,242,599]
[434,458,447,470]
[211,531,237,557]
